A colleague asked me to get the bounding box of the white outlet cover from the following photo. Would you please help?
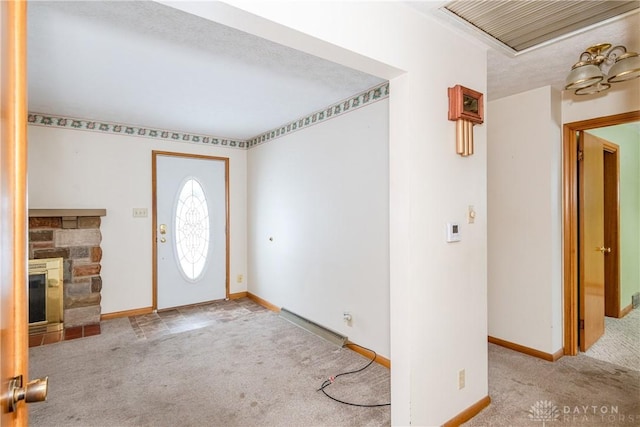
[447,222,461,242]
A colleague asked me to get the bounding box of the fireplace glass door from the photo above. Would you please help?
[29,273,47,324]
[28,257,64,333]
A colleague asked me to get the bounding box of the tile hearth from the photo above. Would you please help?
[29,298,267,347]
[29,324,101,347]
[128,298,267,340]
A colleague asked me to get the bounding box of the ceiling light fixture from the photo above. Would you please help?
[565,43,640,95]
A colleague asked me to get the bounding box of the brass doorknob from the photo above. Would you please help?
[9,375,48,412]
[597,246,611,253]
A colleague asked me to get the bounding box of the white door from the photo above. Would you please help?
[155,153,228,310]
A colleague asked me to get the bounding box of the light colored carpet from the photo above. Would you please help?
[466,310,640,426]
[29,300,390,426]
[584,308,640,371]
[465,343,640,426]
[31,301,639,426]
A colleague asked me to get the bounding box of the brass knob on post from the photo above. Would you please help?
[9,376,48,412]
[24,377,48,403]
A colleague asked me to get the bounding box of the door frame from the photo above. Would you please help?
[151,151,230,310]
[603,141,620,319]
[562,110,640,356]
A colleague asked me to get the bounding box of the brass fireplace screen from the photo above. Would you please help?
[28,258,64,333]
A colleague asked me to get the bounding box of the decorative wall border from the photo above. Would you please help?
[27,113,246,149]
[246,82,389,148]
[27,81,389,150]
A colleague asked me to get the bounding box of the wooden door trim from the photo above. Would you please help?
[1,0,28,423]
[602,142,620,318]
[563,110,640,356]
[151,151,230,310]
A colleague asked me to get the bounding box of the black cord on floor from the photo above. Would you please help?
[317,342,391,408]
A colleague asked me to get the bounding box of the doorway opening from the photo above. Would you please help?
[563,110,640,355]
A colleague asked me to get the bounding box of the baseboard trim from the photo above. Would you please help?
[345,341,390,369]
[101,306,153,320]
[488,336,563,362]
[551,347,564,361]
[228,291,248,300]
[246,293,391,368]
[247,292,280,312]
[443,395,491,427]
[619,303,632,318]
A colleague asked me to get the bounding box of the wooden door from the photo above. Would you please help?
[1,1,29,425]
[578,132,606,351]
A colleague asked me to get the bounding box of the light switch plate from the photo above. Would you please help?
[132,208,148,218]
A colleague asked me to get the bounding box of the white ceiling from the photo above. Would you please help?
[27,1,384,140]
[28,1,640,141]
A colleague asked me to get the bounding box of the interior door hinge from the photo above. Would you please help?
[577,150,584,161]
[579,319,584,330]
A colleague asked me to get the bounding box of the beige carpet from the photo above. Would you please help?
[466,322,640,427]
[30,300,639,426]
[29,299,390,426]
[584,308,640,371]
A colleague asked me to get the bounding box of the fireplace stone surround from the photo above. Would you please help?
[28,209,106,339]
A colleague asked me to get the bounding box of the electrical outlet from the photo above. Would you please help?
[343,312,352,323]
[132,208,148,218]
[458,369,465,390]
[236,274,243,283]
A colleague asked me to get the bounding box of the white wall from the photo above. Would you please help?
[562,83,640,123]
[248,99,389,356]
[165,2,489,425]
[487,86,563,354]
[27,126,248,314]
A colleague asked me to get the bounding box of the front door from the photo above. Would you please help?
[153,152,228,310]
[578,132,606,351]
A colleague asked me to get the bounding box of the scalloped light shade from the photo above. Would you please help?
[565,64,604,90]
[608,53,640,82]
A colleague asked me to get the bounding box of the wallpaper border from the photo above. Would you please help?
[28,81,389,150]
[246,82,389,148]
[27,114,247,149]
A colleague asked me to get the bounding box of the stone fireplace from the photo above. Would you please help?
[28,209,106,340]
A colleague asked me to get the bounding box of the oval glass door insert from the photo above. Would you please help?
[174,177,210,281]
